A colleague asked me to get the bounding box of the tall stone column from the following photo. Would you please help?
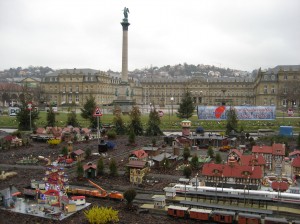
[121,20,130,83]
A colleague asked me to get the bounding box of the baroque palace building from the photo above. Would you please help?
[39,65,300,111]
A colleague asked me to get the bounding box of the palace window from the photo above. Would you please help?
[271,85,275,94]
[264,85,268,94]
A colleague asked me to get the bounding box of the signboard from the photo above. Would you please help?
[93,107,102,117]
[27,102,32,110]
[197,106,276,120]
[9,107,20,116]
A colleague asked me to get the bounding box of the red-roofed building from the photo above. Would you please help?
[271,181,289,192]
[291,157,300,178]
[202,163,263,190]
[71,149,85,162]
[83,162,97,178]
[252,143,286,171]
[129,150,148,161]
[240,154,266,174]
[289,150,300,159]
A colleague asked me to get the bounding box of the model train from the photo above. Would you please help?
[167,205,297,224]
[170,184,300,204]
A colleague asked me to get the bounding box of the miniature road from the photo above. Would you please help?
[0,164,45,170]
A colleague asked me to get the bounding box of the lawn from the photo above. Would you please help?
[0,110,299,133]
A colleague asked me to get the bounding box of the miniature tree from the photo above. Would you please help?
[183,146,191,161]
[128,128,136,145]
[297,132,300,147]
[128,106,143,136]
[183,166,192,178]
[113,108,126,135]
[16,98,39,131]
[61,146,68,156]
[77,161,84,179]
[97,158,105,176]
[81,95,98,129]
[161,157,170,170]
[46,106,56,127]
[207,146,214,158]
[85,147,92,159]
[84,206,119,224]
[145,108,163,136]
[190,154,199,169]
[215,152,222,164]
[177,90,194,119]
[123,188,137,207]
[109,159,118,177]
[67,111,79,127]
[225,107,238,135]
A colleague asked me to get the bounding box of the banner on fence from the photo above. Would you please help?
[197,106,276,120]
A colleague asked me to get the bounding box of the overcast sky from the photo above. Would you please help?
[0,0,299,72]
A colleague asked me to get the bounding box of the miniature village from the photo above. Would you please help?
[1,121,300,223]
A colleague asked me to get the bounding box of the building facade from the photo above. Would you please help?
[36,65,300,110]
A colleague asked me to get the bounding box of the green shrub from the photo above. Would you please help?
[106,130,117,140]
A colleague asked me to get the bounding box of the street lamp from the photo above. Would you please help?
[170,97,174,116]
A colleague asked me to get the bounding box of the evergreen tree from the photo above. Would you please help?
[128,128,136,145]
[190,154,199,169]
[46,106,56,127]
[77,162,84,178]
[207,146,214,158]
[162,157,170,170]
[109,159,118,176]
[177,90,194,119]
[67,111,80,127]
[16,98,39,131]
[215,152,222,164]
[97,158,105,176]
[225,107,238,135]
[123,188,137,206]
[61,146,68,156]
[81,95,98,129]
[128,106,143,136]
[145,109,163,136]
[183,146,191,161]
[297,133,300,147]
[183,166,192,178]
[113,108,126,135]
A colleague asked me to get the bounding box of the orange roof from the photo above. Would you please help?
[202,163,262,179]
[240,154,266,166]
[130,150,148,159]
[252,145,272,154]
[83,163,97,171]
[292,157,300,168]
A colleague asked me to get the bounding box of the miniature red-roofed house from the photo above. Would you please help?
[83,162,97,178]
[71,149,85,162]
[252,143,286,172]
[202,162,263,190]
[240,154,266,175]
[291,157,300,179]
[271,181,289,192]
[129,149,148,161]
[289,150,300,159]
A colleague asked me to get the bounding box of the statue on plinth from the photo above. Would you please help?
[123,7,129,21]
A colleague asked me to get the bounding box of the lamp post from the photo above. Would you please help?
[170,97,174,116]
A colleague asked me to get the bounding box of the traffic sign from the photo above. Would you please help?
[27,102,33,110]
[93,107,102,117]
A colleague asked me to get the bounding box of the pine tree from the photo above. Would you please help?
[225,107,238,135]
[128,106,143,136]
[207,146,214,158]
[123,188,137,206]
[113,108,126,135]
[183,166,192,178]
[190,154,199,169]
[16,98,39,131]
[177,90,194,119]
[109,159,118,176]
[46,106,56,127]
[215,152,222,164]
[77,162,84,178]
[145,109,163,136]
[183,146,191,161]
[97,158,105,176]
[67,111,79,127]
[81,95,98,129]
